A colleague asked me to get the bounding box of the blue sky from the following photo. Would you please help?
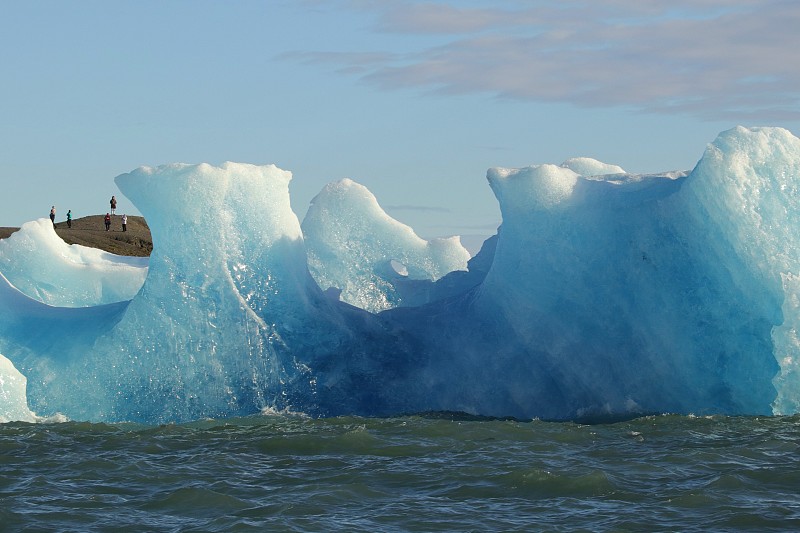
[2,0,798,252]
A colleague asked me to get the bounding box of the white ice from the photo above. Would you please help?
[0,353,36,423]
[0,219,147,307]
[302,178,470,313]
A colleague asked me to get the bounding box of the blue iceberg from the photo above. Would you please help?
[1,126,799,424]
[303,178,471,313]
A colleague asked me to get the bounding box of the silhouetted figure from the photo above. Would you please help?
[121,213,128,232]
[50,206,56,228]
[104,213,111,231]
[66,209,72,228]
[110,195,117,215]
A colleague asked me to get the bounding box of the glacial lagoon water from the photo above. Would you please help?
[2,413,800,531]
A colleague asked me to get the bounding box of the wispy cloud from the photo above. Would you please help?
[384,204,451,214]
[375,3,544,34]
[288,0,800,121]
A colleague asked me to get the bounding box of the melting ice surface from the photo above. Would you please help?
[303,178,470,313]
[0,219,148,307]
[1,126,800,424]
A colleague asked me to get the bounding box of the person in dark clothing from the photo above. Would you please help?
[104,212,111,231]
[50,206,56,228]
[110,196,117,215]
[66,209,72,228]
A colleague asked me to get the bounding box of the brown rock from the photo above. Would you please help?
[0,215,152,257]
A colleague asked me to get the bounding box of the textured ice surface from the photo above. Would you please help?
[1,127,799,423]
[303,178,470,312]
[0,219,147,307]
[0,352,36,423]
[561,157,625,177]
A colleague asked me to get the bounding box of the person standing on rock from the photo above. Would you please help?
[66,209,72,228]
[110,196,117,215]
[104,212,111,231]
[121,213,128,232]
[49,206,56,228]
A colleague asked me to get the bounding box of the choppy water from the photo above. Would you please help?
[1,413,800,532]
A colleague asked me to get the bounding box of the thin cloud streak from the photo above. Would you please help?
[288,0,800,121]
[375,3,547,34]
[385,204,451,214]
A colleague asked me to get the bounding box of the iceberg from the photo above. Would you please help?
[302,178,470,312]
[0,126,798,423]
[0,219,147,307]
[0,353,36,423]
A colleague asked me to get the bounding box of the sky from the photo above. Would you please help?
[1,0,798,253]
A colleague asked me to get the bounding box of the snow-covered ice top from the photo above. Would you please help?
[561,157,625,177]
[1,126,799,424]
